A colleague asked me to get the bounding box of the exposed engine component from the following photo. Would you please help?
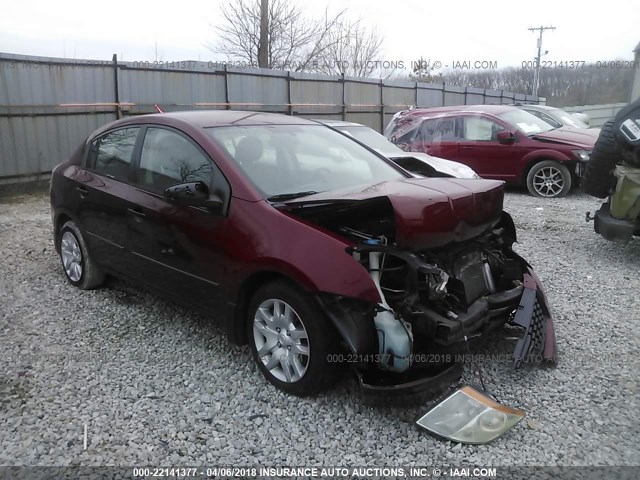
[283,193,555,380]
[363,241,413,373]
[347,214,540,367]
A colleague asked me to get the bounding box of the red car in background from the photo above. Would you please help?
[385,105,596,198]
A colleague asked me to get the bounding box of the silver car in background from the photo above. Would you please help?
[516,104,593,129]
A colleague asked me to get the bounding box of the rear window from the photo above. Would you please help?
[87,128,140,181]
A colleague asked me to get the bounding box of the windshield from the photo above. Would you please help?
[552,108,589,128]
[337,126,404,156]
[498,109,555,135]
[206,124,404,199]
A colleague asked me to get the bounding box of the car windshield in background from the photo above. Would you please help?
[338,126,404,156]
[554,109,589,128]
[498,109,556,135]
[206,124,404,199]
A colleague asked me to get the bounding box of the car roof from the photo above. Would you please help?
[126,110,320,128]
[313,119,367,128]
[400,104,521,119]
[518,104,555,111]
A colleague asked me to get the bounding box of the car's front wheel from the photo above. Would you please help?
[247,281,338,396]
[526,161,572,198]
[58,220,105,289]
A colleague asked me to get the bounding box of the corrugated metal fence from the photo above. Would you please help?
[0,52,544,183]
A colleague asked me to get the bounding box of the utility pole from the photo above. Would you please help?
[528,25,555,97]
[258,0,269,68]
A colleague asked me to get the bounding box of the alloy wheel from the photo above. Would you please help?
[252,299,310,383]
[61,231,83,282]
[532,166,565,197]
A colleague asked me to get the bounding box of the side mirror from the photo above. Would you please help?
[496,131,516,145]
[164,181,223,210]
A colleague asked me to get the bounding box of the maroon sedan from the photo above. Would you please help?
[50,111,556,397]
[385,105,595,198]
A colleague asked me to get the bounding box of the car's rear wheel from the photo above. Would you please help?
[526,161,571,198]
[59,221,105,289]
[247,281,338,396]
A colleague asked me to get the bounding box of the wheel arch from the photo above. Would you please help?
[227,269,315,346]
[53,210,74,253]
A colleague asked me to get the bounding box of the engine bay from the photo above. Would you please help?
[283,192,555,386]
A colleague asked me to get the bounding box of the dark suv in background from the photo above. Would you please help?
[385,105,596,197]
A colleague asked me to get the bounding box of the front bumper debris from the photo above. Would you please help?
[356,362,463,400]
[354,267,557,398]
[512,269,558,367]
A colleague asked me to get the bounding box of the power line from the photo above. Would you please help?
[528,25,556,97]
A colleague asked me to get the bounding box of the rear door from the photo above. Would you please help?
[455,114,520,181]
[78,127,142,276]
[125,126,230,311]
[412,116,462,161]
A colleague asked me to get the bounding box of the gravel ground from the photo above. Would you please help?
[0,189,639,468]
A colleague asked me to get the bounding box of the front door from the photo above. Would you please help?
[126,126,229,311]
[455,114,520,181]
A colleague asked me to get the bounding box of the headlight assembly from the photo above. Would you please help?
[416,386,525,444]
[573,149,591,161]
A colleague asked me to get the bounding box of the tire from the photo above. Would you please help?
[58,221,105,289]
[526,161,572,198]
[247,281,338,396]
[582,120,618,198]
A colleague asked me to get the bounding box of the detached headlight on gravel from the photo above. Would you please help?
[573,150,591,161]
[416,386,525,444]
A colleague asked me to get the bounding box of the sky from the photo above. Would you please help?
[1,0,639,73]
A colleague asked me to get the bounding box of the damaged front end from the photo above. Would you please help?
[281,179,557,399]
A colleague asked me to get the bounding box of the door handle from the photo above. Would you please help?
[76,186,88,198]
[460,146,475,150]
[127,208,146,221]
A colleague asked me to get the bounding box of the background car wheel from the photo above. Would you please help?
[526,161,571,198]
[247,281,338,396]
[59,221,105,289]
[582,120,618,198]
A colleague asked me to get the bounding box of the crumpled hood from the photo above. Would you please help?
[282,178,505,249]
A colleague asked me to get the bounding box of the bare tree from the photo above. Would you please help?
[430,64,633,106]
[409,57,442,83]
[315,18,385,77]
[207,0,346,71]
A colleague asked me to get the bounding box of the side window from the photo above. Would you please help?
[88,128,140,181]
[463,116,504,141]
[419,117,459,142]
[138,128,214,193]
